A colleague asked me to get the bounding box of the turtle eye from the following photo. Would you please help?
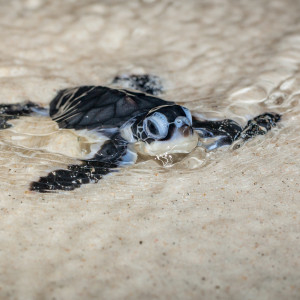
[144,112,169,139]
[182,106,192,125]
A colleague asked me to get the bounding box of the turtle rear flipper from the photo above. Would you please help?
[0,101,48,129]
[112,74,164,96]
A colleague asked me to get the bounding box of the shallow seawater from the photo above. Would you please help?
[0,0,300,299]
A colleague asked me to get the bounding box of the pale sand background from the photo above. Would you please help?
[0,0,300,299]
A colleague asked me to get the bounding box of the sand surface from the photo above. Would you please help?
[0,0,299,299]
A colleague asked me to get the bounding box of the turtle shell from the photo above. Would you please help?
[49,86,174,130]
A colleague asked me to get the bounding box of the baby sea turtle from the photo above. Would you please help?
[0,78,280,192]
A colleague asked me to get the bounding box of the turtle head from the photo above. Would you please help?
[134,105,198,156]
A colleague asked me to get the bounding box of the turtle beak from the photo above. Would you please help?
[137,120,197,156]
[180,124,193,137]
[176,116,193,137]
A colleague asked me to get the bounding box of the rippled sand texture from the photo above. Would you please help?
[0,0,300,299]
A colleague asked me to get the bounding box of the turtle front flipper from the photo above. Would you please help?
[193,112,281,151]
[239,113,281,141]
[0,101,48,129]
[192,118,243,150]
[30,160,116,192]
[30,135,136,193]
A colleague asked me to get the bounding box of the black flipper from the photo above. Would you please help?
[193,113,281,150]
[30,135,130,192]
[240,113,281,141]
[193,118,243,150]
[49,86,173,130]
[112,74,164,96]
[0,101,46,129]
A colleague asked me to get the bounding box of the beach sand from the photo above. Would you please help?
[0,0,299,299]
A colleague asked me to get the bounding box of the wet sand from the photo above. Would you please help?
[0,0,299,299]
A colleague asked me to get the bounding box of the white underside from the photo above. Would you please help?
[136,132,199,157]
